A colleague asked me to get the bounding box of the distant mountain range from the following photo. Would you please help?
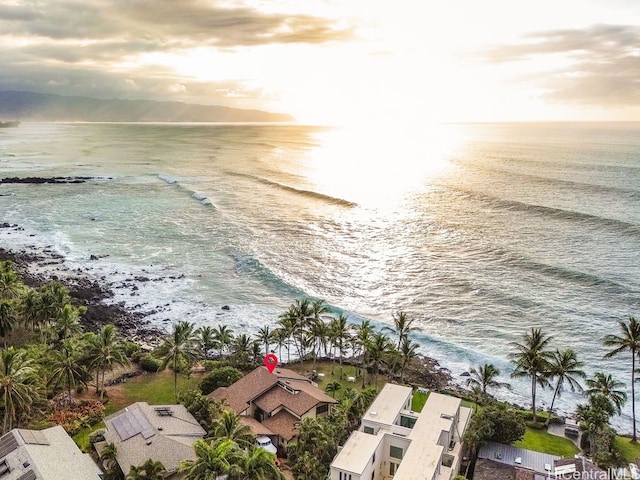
[0,91,294,123]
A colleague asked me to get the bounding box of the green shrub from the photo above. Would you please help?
[526,420,547,430]
[199,366,243,395]
[140,355,162,372]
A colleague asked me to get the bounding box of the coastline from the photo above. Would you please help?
[0,221,454,391]
[0,224,164,347]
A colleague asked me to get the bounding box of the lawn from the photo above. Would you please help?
[411,391,429,412]
[288,359,385,398]
[72,369,205,452]
[514,428,579,457]
[614,436,640,462]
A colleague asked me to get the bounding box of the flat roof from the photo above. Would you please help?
[478,441,561,474]
[363,383,412,426]
[330,431,384,474]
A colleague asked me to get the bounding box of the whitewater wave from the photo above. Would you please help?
[157,174,215,207]
[227,171,357,208]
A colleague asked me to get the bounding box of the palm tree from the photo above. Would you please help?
[212,410,255,448]
[127,459,165,480]
[0,300,16,346]
[272,328,288,364]
[399,337,419,384]
[52,303,84,346]
[231,334,253,366]
[279,299,314,365]
[233,446,284,480]
[85,324,130,399]
[179,438,240,480]
[546,349,585,423]
[18,289,44,333]
[367,332,393,388]
[508,328,553,422]
[385,311,418,376]
[308,319,329,372]
[257,326,273,356]
[0,347,41,433]
[212,324,234,356]
[585,372,627,415]
[466,363,511,397]
[0,261,22,299]
[47,339,90,405]
[355,320,374,388]
[156,321,199,402]
[196,326,216,360]
[325,381,342,399]
[330,314,350,379]
[603,316,640,442]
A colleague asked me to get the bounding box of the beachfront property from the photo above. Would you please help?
[329,383,472,480]
[100,402,206,478]
[0,426,101,479]
[209,365,337,450]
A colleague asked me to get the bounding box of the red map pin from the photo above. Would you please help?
[263,353,278,373]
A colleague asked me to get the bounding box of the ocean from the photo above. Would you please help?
[1,121,639,432]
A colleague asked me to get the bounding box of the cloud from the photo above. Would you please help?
[480,24,640,106]
[0,0,353,104]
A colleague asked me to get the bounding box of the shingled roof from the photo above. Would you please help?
[103,402,206,475]
[262,410,300,441]
[209,366,335,416]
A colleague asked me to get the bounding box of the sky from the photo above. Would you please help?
[1,0,640,124]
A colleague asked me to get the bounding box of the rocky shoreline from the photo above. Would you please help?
[0,243,165,347]
[0,222,454,390]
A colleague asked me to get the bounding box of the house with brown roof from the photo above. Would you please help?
[101,402,206,479]
[209,366,337,450]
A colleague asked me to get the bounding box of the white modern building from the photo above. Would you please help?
[329,384,472,480]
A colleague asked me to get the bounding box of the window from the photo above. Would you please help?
[390,462,398,476]
[400,415,416,428]
[390,446,403,459]
[363,426,374,434]
[372,452,375,464]
[371,471,375,480]
[316,404,329,415]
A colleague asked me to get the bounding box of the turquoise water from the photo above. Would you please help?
[1,122,639,431]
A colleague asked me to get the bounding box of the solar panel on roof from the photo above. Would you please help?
[0,432,19,460]
[18,430,49,446]
[17,470,37,480]
[112,408,155,441]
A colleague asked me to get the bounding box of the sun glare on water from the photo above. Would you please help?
[302,124,462,210]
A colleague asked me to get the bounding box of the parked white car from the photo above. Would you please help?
[255,436,277,455]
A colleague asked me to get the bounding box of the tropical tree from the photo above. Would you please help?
[0,300,17,346]
[232,446,284,480]
[355,320,374,388]
[466,363,511,397]
[271,328,288,364]
[279,299,314,364]
[230,333,253,366]
[47,339,91,405]
[585,372,627,415]
[367,332,393,388]
[18,289,44,333]
[0,347,41,433]
[126,459,165,480]
[211,410,255,448]
[325,381,342,399]
[386,310,417,375]
[196,326,216,360]
[546,349,585,423]
[257,326,274,356]
[308,319,329,372]
[179,438,240,480]
[212,324,234,356]
[156,321,199,402]
[51,303,84,346]
[330,314,350,378]
[508,328,554,422]
[399,337,419,384]
[603,316,640,442]
[0,261,22,299]
[85,324,130,399]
